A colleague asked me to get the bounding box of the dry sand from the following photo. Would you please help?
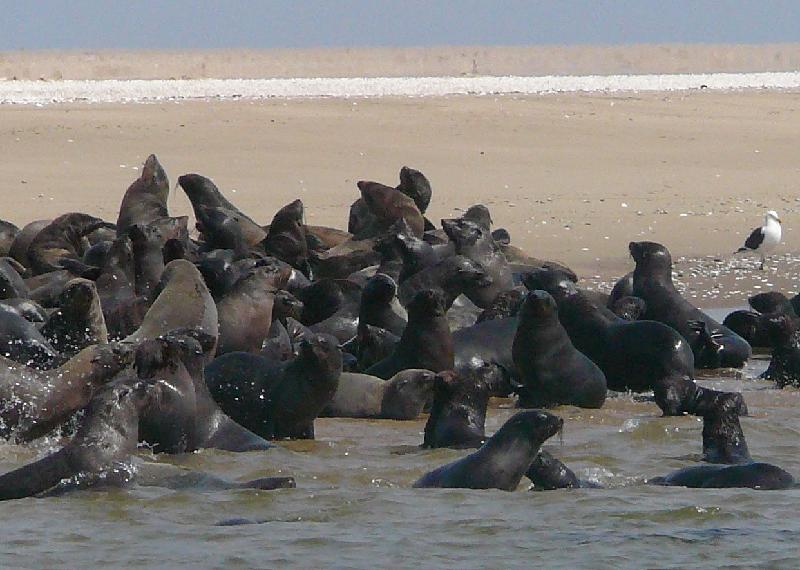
[4,44,800,80]
[2,87,799,305]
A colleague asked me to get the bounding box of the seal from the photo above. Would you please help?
[128,216,190,301]
[365,289,454,379]
[0,305,59,368]
[0,298,48,323]
[760,315,800,388]
[398,254,492,310]
[629,241,751,368]
[133,331,273,453]
[27,213,114,276]
[348,166,432,237]
[522,268,699,416]
[0,257,30,300]
[8,219,51,268]
[95,236,147,340]
[650,463,794,490]
[40,278,108,357]
[264,199,311,276]
[691,389,751,464]
[422,368,490,449]
[123,259,219,362]
[0,220,19,257]
[413,410,563,490]
[177,173,267,247]
[353,180,425,240]
[452,316,517,394]
[0,377,161,501]
[609,295,646,321]
[476,288,526,323]
[441,216,513,308]
[205,334,342,440]
[343,323,400,371]
[116,154,170,236]
[525,450,582,490]
[0,342,133,442]
[216,265,289,355]
[358,273,407,336]
[512,290,607,409]
[321,369,435,419]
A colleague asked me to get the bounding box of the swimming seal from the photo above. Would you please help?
[414,410,563,490]
[0,342,133,442]
[365,289,454,379]
[512,290,607,409]
[629,241,751,368]
[760,315,800,388]
[0,377,162,500]
[650,463,794,490]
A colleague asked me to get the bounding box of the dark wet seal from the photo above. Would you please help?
[629,240,751,369]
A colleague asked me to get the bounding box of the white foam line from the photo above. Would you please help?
[2,72,800,104]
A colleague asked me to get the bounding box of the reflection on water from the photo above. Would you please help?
[1,354,799,567]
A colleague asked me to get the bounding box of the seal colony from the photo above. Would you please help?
[0,153,795,502]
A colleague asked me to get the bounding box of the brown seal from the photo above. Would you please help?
[124,259,219,361]
[178,173,267,247]
[41,278,109,357]
[353,181,425,239]
[217,265,290,355]
[116,154,170,236]
[27,213,114,275]
[264,199,311,276]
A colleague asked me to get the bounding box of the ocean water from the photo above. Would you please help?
[0,355,796,569]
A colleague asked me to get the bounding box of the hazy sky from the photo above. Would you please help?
[3,0,799,51]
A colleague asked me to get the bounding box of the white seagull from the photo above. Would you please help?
[735,210,782,270]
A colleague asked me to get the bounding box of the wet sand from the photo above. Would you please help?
[2,90,800,303]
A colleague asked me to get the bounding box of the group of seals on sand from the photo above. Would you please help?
[0,155,793,502]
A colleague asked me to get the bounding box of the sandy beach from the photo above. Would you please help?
[2,90,800,299]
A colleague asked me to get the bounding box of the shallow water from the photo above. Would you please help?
[1,355,798,568]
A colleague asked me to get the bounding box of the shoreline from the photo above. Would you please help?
[2,91,799,306]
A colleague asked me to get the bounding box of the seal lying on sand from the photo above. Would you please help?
[321,369,434,420]
[27,213,114,276]
[414,410,563,490]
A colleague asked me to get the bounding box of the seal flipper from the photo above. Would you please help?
[0,448,78,500]
[203,416,274,452]
[687,319,724,369]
